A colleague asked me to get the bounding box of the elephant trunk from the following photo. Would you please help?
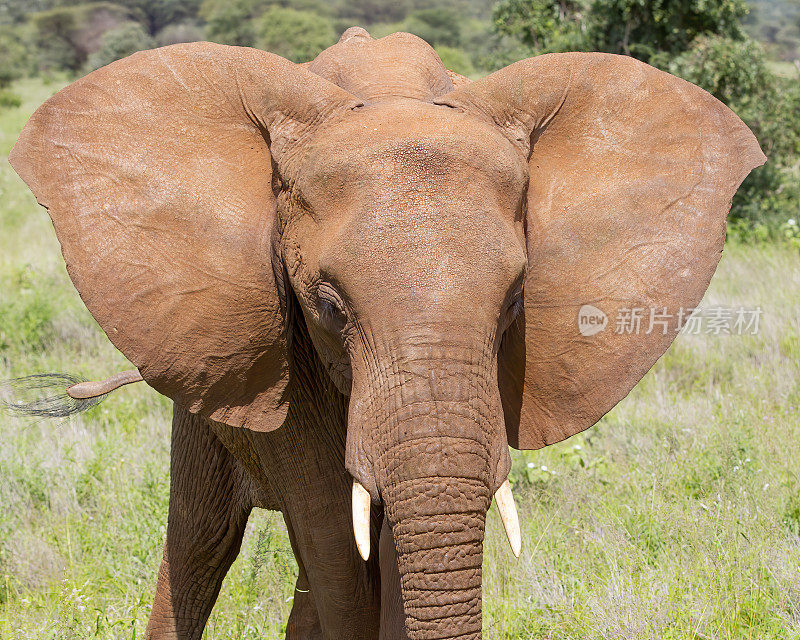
[348,333,513,640]
[383,459,489,640]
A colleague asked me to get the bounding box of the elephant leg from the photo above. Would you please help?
[286,565,324,640]
[213,420,382,639]
[268,447,382,640]
[146,404,252,639]
[207,320,382,639]
[379,517,409,640]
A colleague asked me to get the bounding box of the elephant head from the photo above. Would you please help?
[10,29,763,639]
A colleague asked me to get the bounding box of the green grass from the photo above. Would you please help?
[1,78,799,639]
[766,60,799,79]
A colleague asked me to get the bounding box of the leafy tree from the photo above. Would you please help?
[156,20,204,46]
[405,8,462,47]
[255,6,336,61]
[494,0,750,61]
[586,0,749,63]
[0,26,34,86]
[670,34,769,104]
[434,44,474,75]
[86,20,155,70]
[1,0,50,25]
[493,0,586,51]
[667,33,800,227]
[112,0,203,35]
[335,0,415,25]
[201,0,274,46]
[32,3,130,71]
[492,0,800,235]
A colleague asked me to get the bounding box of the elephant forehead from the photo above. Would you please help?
[304,101,527,185]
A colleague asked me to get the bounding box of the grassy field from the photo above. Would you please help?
[1,78,799,640]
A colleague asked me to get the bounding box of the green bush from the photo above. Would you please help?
[113,0,203,35]
[155,20,204,46]
[586,0,749,63]
[32,2,130,72]
[255,6,336,62]
[201,0,274,46]
[0,90,22,108]
[670,35,800,234]
[0,283,55,354]
[0,25,34,88]
[493,0,585,53]
[404,8,462,48]
[729,163,800,236]
[461,18,534,73]
[335,0,415,25]
[781,218,800,257]
[201,0,335,47]
[434,45,474,76]
[670,35,770,105]
[86,21,155,71]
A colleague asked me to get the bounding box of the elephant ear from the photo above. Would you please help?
[10,42,360,431]
[436,53,765,449]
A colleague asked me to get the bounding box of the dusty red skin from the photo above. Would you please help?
[66,369,143,399]
[10,26,763,640]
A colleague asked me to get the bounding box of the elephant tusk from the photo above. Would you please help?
[494,479,521,558]
[352,480,371,561]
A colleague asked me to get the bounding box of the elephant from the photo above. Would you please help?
[7,26,764,640]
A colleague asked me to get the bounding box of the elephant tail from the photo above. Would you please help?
[0,369,143,418]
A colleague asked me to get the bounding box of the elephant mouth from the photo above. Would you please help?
[352,478,521,563]
[346,393,520,637]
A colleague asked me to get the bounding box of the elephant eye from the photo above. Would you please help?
[319,300,347,335]
[501,289,524,335]
[317,285,348,335]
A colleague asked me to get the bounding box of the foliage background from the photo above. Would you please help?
[1,0,799,638]
[1,0,799,233]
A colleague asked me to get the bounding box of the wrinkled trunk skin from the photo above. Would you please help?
[383,466,489,639]
[351,332,508,640]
